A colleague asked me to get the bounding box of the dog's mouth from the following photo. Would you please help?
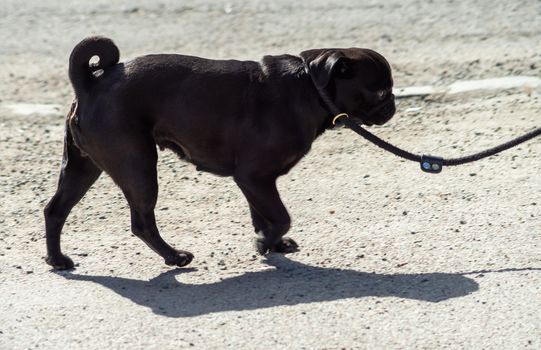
[357,95,396,126]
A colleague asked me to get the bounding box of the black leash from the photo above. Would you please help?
[311,76,541,174]
[338,115,541,173]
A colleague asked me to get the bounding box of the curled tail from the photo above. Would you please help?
[68,36,120,97]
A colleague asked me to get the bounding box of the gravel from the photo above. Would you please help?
[0,1,540,349]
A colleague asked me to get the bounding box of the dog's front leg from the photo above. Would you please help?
[249,204,269,233]
[234,175,298,255]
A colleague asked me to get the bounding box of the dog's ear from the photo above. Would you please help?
[300,49,347,88]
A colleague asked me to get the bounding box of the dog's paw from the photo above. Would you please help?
[256,237,299,255]
[271,237,299,254]
[256,237,271,255]
[45,254,75,270]
[164,250,194,267]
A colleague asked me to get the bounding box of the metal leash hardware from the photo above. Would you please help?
[420,155,444,173]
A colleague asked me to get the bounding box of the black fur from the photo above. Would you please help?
[44,36,395,269]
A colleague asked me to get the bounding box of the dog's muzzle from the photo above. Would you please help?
[362,95,396,126]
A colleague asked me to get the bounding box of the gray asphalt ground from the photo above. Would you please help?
[0,1,540,349]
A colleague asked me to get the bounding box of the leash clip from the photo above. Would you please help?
[332,113,349,125]
[421,155,444,174]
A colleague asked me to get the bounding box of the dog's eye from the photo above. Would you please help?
[376,90,387,100]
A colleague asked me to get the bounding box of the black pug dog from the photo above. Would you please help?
[44,36,395,270]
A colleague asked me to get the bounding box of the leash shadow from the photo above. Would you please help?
[57,255,482,317]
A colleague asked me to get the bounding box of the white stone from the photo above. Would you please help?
[394,76,541,98]
[0,103,62,116]
[394,85,439,97]
[447,76,541,95]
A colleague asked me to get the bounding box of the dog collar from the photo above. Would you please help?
[332,113,349,125]
[301,60,356,127]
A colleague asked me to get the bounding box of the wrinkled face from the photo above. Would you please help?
[302,48,396,126]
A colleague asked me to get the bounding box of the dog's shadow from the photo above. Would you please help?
[58,255,487,317]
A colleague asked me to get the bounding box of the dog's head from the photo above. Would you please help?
[301,48,395,126]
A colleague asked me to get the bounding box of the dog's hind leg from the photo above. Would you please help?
[44,128,102,270]
[234,175,298,255]
[100,136,193,267]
